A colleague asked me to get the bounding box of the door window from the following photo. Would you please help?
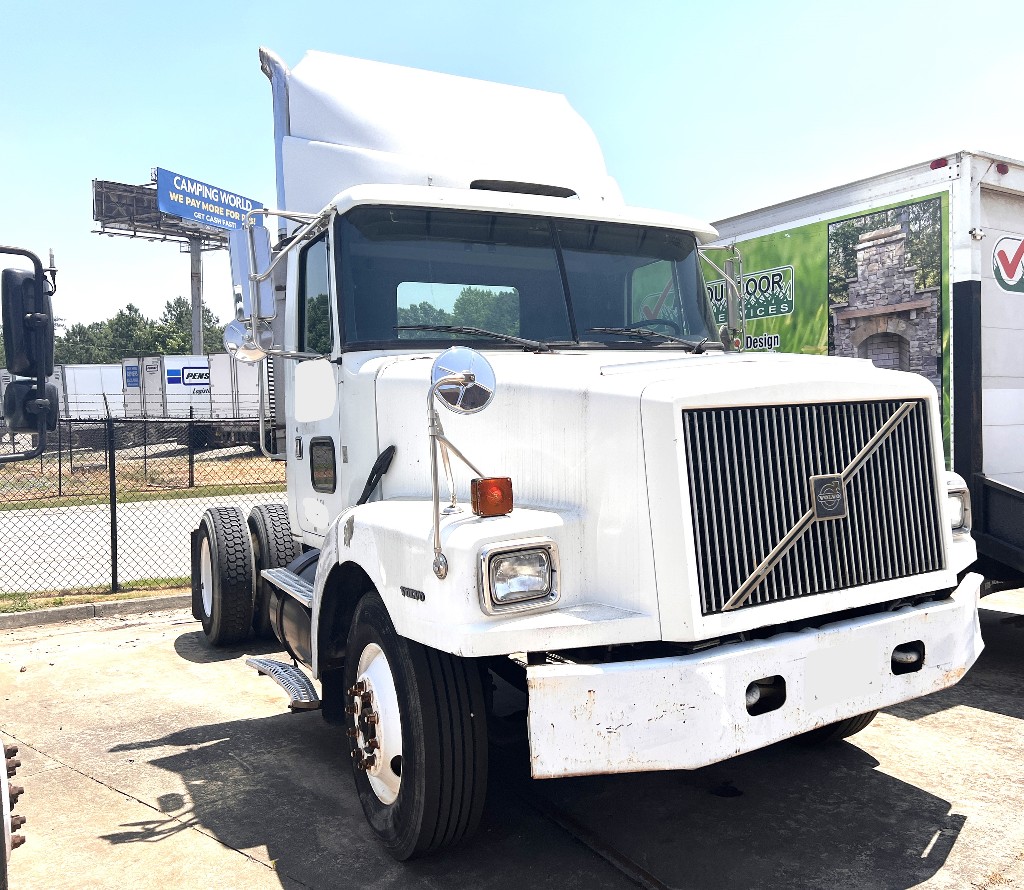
[300,235,333,354]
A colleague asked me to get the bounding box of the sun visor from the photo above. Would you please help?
[283,51,621,209]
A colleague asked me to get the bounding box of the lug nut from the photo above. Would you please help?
[365,712,380,725]
[3,744,18,758]
[9,784,23,805]
[7,757,22,778]
[11,835,25,850]
[358,755,376,771]
[366,738,380,750]
[345,703,359,715]
[360,692,372,705]
[11,814,25,829]
[347,681,366,696]
[345,727,358,738]
[350,749,361,760]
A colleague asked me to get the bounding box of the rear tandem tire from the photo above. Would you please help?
[248,504,298,639]
[800,710,879,745]
[342,593,489,860]
[196,506,254,647]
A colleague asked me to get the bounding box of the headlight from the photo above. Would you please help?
[479,539,559,613]
[947,489,971,533]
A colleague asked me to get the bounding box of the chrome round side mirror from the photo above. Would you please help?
[223,318,272,364]
[431,347,496,414]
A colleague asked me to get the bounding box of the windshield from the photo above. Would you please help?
[337,205,716,349]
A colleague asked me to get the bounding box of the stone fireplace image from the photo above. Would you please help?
[828,198,943,398]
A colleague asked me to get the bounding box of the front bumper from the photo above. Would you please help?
[526,572,983,778]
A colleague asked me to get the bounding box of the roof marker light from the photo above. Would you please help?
[996,162,1010,175]
[930,157,949,170]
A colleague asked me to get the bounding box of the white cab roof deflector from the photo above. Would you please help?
[267,48,624,214]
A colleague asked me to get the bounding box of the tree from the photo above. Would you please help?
[55,321,112,364]
[47,298,225,364]
[107,304,159,359]
[155,296,224,355]
[451,288,519,335]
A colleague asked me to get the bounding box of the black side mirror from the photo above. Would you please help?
[3,380,59,433]
[0,246,57,463]
[2,267,54,377]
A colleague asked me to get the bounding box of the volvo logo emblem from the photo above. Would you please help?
[809,474,847,521]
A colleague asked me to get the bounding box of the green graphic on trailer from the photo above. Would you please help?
[701,221,829,355]
[706,193,950,458]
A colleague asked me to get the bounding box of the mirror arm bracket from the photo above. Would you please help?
[698,243,745,350]
[427,373,487,580]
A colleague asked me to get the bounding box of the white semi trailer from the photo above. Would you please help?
[707,151,1024,588]
[191,49,983,860]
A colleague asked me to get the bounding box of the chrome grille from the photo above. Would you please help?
[682,400,945,615]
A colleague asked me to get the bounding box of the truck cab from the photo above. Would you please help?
[191,49,983,861]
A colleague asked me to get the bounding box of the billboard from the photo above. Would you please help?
[155,168,261,232]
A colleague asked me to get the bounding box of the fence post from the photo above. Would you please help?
[107,417,118,593]
[57,415,62,497]
[188,407,195,489]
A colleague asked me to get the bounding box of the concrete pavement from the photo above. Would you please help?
[1,593,1023,889]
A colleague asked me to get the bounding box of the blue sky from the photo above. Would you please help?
[3,0,1022,329]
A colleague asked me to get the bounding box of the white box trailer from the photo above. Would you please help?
[208,352,261,419]
[123,355,212,418]
[709,150,1024,584]
[58,363,124,418]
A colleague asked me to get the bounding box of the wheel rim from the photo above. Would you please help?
[250,532,262,582]
[199,536,213,617]
[350,642,403,805]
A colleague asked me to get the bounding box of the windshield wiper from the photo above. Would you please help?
[587,327,717,353]
[395,324,551,352]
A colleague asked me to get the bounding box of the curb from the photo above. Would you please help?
[0,594,192,631]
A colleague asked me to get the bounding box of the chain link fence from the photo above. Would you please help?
[0,417,285,607]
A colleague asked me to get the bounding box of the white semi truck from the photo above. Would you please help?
[191,49,983,860]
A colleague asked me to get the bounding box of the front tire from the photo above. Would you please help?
[800,710,878,744]
[248,504,298,638]
[343,593,488,860]
[196,506,254,646]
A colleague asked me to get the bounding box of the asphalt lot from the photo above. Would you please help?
[1,593,1023,890]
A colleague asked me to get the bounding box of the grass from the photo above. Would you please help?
[0,578,190,614]
[0,482,285,512]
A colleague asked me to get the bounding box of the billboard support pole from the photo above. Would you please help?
[189,235,203,355]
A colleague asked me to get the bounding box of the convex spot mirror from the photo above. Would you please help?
[2,268,54,377]
[223,317,273,364]
[229,225,274,321]
[3,381,58,433]
[431,347,496,414]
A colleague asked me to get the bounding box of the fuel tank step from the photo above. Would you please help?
[261,567,313,607]
[246,657,321,711]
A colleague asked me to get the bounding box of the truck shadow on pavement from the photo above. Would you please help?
[104,637,969,890]
[887,607,1024,723]
[172,629,283,664]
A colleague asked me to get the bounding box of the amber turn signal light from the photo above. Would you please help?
[471,477,513,517]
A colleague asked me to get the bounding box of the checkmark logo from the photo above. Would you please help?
[994,237,1024,292]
